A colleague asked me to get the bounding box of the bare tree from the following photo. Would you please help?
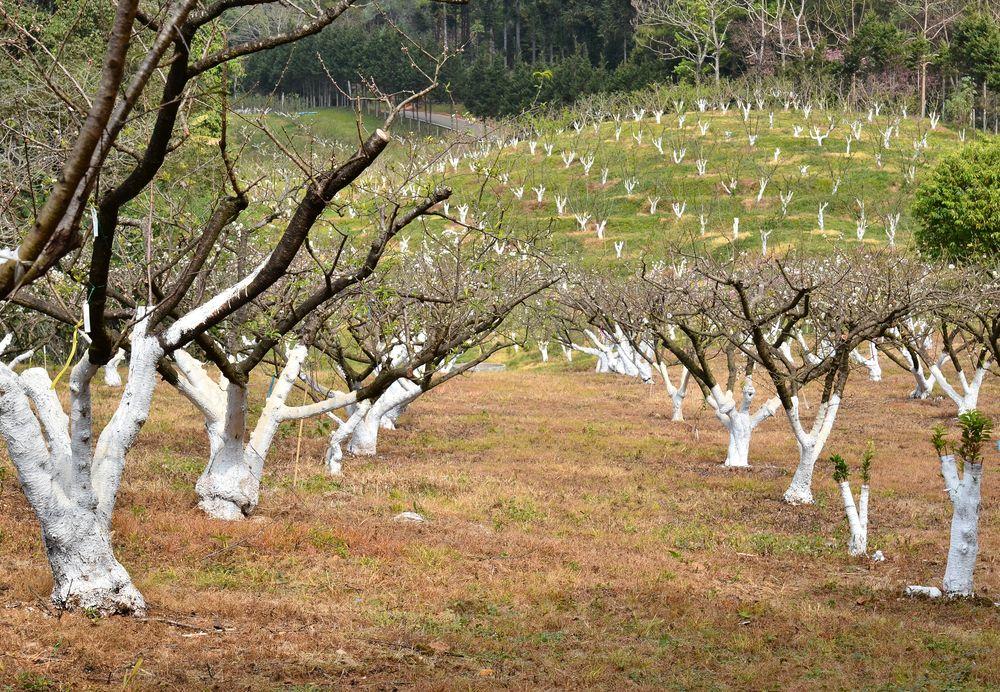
[0,0,464,615]
[632,0,740,85]
[699,249,935,504]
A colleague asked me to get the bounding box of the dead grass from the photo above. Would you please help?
[1,364,998,689]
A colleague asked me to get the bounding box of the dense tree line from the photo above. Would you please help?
[240,0,1000,121]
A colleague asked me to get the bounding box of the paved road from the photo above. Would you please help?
[399,106,486,137]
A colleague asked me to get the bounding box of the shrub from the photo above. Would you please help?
[912,139,1000,261]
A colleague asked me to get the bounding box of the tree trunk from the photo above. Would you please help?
[195,384,259,520]
[784,441,820,504]
[723,413,752,467]
[942,457,982,596]
[43,502,145,614]
[783,395,840,504]
[348,405,382,456]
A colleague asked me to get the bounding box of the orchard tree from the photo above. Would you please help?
[908,411,992,598]
[0,0,465,614]
[315,211,557,464]
[705,250,935,504]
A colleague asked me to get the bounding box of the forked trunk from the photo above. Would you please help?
[782,394,841,505]
[710,381,778,469]
[723,413,752,467]
[195,384,258,520]
[347,379,421,457]
[175,346,357,520]
[44,503,145,614]
[0,312,162,614]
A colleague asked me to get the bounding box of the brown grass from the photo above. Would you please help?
[1,364,998,689]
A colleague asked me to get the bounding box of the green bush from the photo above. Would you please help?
[912,139,1000,261]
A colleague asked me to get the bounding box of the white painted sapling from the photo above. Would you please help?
[830,443,873,557]
[907,412,991,598]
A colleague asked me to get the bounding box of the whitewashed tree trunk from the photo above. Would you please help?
[0,312,162,614]
[709,380,780,468]
[325,401,371,475]
[174,346,357,520]
[838,480,869,556]
[194,383,256,520]
[653,363,690,421]
[929,363,989,414]
[783,394,841,504]
[904,352,937,399]
[940,454,982,596]
[851,343,882,382]
[347,379,422,456]
[571,337,611,373]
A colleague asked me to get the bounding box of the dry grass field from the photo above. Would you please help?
[1,362,998,689]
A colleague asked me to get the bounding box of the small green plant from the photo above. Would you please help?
[956,410,992,465]
[830,441,874,483]
[931,424,949,456]
[830,453,849,483]
[859,441,874,484]
[932,410,993,467]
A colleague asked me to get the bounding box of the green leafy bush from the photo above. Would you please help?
[912,140,1000,261]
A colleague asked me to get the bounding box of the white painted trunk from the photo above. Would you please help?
[909,362,935,399]
[783,395,840,505]
[711,381,778,469]
[670,386,687,422]
[0,312,163,614]
[723,416,752,467]
[43,504,145,613]
[839,481,868,556]
[195,384,259,520]
[325,402,372,475]
[103,349,126,387]
[941,455,982,597]
[929,364,987,414]
[348,405,382,456]
[784,443,821,504]
[175,345,357,520]
[347,380,422,457]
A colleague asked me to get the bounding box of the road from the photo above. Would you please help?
[399,106,486,136]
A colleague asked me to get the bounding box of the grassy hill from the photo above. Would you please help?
[441,106,968,261]
[238,102,974,263]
